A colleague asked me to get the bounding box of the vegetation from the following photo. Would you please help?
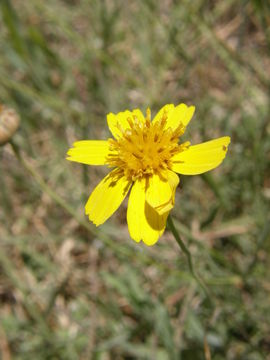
[0,0,270,359]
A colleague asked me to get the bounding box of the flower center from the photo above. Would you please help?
[106,109,190,181]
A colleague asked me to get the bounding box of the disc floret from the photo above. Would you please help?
[106,108,190,181]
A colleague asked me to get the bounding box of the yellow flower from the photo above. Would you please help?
[67,104,230,246]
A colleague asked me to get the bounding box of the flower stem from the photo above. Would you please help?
[167,214,211,300]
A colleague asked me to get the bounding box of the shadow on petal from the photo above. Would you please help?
[144,201,169,231]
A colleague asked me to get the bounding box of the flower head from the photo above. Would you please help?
[67,104,230,245]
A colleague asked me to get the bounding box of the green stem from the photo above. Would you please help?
[167,215,211,300]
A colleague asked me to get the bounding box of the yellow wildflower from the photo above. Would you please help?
[67,104,230,246]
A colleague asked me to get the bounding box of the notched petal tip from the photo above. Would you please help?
[172,136,231,175]
[66,140,110,165]
[66,148,73,156]
[86,212,101,227]
[223,136,231,145]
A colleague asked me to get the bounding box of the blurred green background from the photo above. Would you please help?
[0,0,270,359]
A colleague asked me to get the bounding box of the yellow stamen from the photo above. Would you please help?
[106,110,187,181]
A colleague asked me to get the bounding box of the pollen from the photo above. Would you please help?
[106,108,189,181]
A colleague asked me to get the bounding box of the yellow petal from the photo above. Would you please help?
[154,171,180,215]
[172,136,231,175]
[146,174,172,210]
[66,140,110,165]
[127,179,168,246]
[85,170,131,226]
[132,109,145,123]
[107,109,145,139]
[152,103,195,131]
[146,171,179,215]
[167,104,195,130]
[152,104,174,124]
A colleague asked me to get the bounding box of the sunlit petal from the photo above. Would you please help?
[66,140,111,165]
[152,104,174,124]
[86,170,131,226]
[172,137,230,175]
[107,109,145,139]
[166,104,195,130]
